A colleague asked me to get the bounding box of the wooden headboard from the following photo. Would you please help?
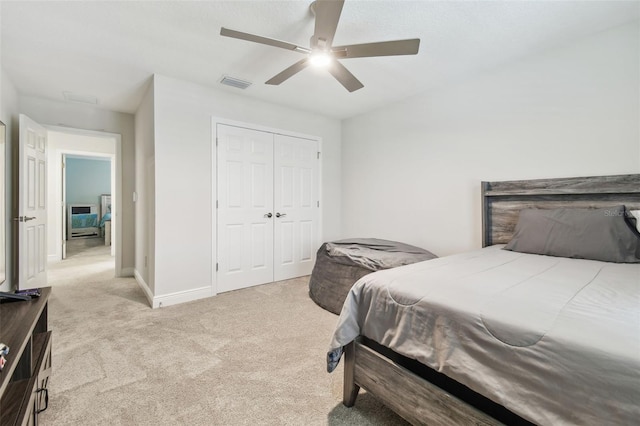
[482,174,640,247]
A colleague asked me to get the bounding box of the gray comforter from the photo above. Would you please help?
[328,245,640,425]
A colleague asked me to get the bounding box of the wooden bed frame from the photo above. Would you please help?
[342,173,640,425]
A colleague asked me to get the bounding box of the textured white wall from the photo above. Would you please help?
[0,69,18,291]
[152,74,342,302]
[342,22,640,257]
[134,80,155,293]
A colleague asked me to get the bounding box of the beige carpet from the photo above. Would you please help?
[40,246,407,425]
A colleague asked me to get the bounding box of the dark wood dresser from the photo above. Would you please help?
[0,287,52,425]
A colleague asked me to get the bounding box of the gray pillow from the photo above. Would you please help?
[504,205,640,263]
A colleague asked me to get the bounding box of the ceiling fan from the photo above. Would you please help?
[220,0,420,92]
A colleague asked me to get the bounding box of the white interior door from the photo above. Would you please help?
[18,114,48,289]
[217,124,274,292]
[273,135,319,281]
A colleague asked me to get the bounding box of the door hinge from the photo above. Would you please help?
[317,151,320,159]
[216,263,219,271]
[216,200,219,208]
[216,137,219,146]
[317,201,320,208]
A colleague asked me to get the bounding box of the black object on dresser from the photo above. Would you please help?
[0,287,52,425]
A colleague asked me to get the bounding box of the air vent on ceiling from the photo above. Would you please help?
[220,76,252,90]
[63,91,98,105]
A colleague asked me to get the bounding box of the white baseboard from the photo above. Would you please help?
[133,269,154,308]
[48,254,61,263]
[120,267,134,277]
[133,269,213,309]
[152,285,214,309]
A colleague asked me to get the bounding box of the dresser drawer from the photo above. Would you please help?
[24,331,52,425]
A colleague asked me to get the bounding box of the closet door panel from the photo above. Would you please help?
[300,220,313,261]
[217,125,274,292]
[273,135,319,281]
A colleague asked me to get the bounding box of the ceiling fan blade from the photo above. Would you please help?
[310,0,344,49]
[221,27,310,53]
[265,58,310,85]
[333,39,420,59]
[327,60,364,92]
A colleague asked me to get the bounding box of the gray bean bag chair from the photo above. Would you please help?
[309,238,437,314]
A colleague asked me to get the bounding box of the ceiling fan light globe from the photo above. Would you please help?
[309,51,332,67]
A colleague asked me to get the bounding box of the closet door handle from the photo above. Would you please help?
[275,213,286,218]
[264,213,273,218]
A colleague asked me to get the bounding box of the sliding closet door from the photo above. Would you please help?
[217,125,274,293]
[273,135,319,281]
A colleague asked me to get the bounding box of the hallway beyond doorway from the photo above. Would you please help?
[65,238,111,259]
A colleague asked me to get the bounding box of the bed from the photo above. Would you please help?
[309,238,437,315]
[67,204,99,239]
[327,174,640,425]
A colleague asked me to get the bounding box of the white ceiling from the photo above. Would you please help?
[1,1,638,119]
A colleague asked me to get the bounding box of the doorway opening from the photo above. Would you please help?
[46,126,122,275]
[63,155,112,259]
